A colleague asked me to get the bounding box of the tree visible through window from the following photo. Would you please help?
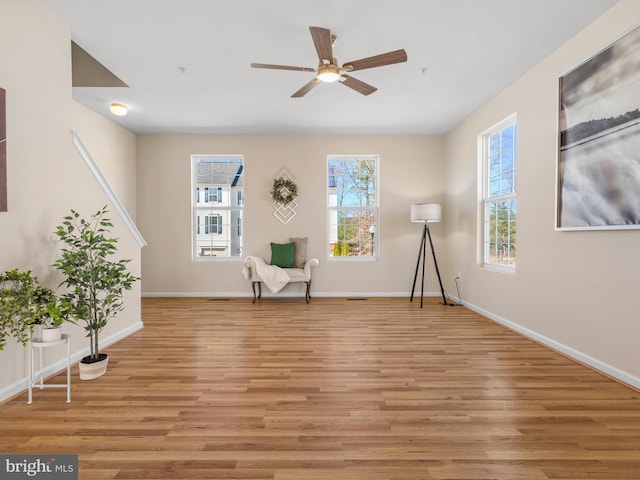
[192,155,243,259]
[481,116,517,269]
[327,156,378,258]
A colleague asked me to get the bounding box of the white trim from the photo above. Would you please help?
[310,291,440,298]
[143,292,251,298]
[142,291,440,298]
[71,130,147,248]
[479,114,517,271]
[141,291,640,388]
[326,154,380,260]
[0,321,144,403]
[191,154,245,260]
[461,299,640,391]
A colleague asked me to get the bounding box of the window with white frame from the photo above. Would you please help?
[327,155,378,259]
[481,115,517,269]
[205,214,222,235]
[192,155,243,259]
[206,187,222,203]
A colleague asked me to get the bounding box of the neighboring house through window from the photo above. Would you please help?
[327,155,378,259]
[192,155,244,258]
[206,214,222,235]
[480,115,517,269]
[206,187,222,203]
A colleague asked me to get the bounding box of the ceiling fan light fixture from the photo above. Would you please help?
[251,26,407,97]
[110,102,128,116]
[317,64,340,82]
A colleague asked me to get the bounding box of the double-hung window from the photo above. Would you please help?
[205,214,222,235]
[192,155,244,259]
[327,155,378,259]
[206,187,222,203]
[481,115,517,269]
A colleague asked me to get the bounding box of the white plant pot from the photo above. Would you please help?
[79,354,109,380]
[41,327,62,342]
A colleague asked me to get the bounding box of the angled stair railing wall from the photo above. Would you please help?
[71,130,146,248]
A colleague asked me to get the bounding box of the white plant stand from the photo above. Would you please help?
[28,334,71,404]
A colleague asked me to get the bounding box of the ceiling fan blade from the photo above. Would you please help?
[291,78,321,98]
[339,74,377,96]
[309,26,334,63]
[251,63,315,72]
[342,49,407,71]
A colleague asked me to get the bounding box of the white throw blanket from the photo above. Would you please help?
[242,256,290,293]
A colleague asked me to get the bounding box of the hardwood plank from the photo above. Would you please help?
[1,297,640,479]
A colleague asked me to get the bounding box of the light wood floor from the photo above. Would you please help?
[2,297,640,479]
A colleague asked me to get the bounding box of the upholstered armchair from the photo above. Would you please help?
[242,237,319,303]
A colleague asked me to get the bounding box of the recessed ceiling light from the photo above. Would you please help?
[110,103,128,116]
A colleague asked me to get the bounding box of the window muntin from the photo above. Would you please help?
[327,155,378,259]
[204,214,222,235]
[206,187,222,203]
[481,117,517,269]
[192,155,243,259]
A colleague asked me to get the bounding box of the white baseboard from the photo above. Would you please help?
[143,292,249,298]
[0,321,144,404]
[458,299,640,391]
[142,291,439,298]
[5,296,636,403]
[148,291,639,390]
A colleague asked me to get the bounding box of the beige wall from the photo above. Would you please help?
[0,0,141,401]
[137,135,445,296]
[72,102,138,219]
[444,0,640,387]
[70,102,142,364]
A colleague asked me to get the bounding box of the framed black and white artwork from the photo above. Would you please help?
[556,26,640,230]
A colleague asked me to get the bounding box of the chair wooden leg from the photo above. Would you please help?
[305,281,311,303]
[252,282,260,303]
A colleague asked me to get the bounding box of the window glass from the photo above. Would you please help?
[327,156,378,259]
[192,155,243,259]
[481,117,517,269]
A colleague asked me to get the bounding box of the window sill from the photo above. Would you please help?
[481,263,516,275]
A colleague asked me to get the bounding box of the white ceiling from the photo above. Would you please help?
[41,0,618,135]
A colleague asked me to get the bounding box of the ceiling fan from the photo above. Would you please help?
[251,26,407,98]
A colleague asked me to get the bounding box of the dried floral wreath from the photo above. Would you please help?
[271,177,298,205]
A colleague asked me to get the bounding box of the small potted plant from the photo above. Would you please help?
[53,206,139,380]
[0,269,75,348]
[32,286,74,342]
[0,269,38,350]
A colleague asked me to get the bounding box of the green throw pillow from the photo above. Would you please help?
[270,242,295,268]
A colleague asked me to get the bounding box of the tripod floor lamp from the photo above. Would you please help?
[410,203,448,308]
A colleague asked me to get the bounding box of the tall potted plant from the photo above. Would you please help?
[53,206,139,380]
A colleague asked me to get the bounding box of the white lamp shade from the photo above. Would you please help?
[411,203,442,223]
